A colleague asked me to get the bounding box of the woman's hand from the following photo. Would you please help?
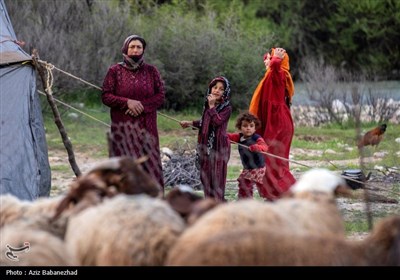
[126,99,144,117]
[274,47,286,59]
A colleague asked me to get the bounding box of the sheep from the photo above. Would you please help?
[166,168,350,264]
[1,156,164,243]
[0,224,77,266]
[0,194,31,228]
[51,156,162,221]
[0,192,93,240]
[165,185,220,225]
[0,194,65,226]
[166,215,400,266]
[83,156,161,197]
[0,192,101,240]
[64,194,186,266]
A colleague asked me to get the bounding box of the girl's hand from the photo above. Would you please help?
[180,121,192,128]
[207,94,216,108]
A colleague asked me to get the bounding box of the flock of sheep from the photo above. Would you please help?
[1,157,399,266]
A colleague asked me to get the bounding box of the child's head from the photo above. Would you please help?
[235,112,261,137]
[207,76,231,103]
[210,81,225,102]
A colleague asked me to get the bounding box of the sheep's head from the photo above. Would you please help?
[288,168,352,199]
[51,156,162,221]
[166,185,219,224]
[51,174,115,222]
[86,156,162,197]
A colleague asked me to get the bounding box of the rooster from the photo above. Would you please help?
[357,124,387,149]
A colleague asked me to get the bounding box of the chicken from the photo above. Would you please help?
[357,124,387,149]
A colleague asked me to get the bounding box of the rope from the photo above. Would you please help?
[37,90,110,128]
[38,59,102,90]
[44,63,54,94]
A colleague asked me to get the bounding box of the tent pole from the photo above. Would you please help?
[32,49,82,177]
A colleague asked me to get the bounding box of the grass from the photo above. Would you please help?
[293,124,399,168]
[50,164,71,173]
[345,220,370,234]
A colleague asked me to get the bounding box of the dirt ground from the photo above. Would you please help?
[48,146,394,191]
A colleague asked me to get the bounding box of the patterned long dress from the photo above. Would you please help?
[193,106,231,201]
[192,76,232,202]
[102,63,165,190]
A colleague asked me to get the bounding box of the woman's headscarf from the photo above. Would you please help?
[198,76,231,156]
[119,35,147,71]
[249,48,294,117]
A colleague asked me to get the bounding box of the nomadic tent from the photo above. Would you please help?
[0,0,51,200]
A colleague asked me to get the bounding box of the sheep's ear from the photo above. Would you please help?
[187,199,219,225]
[334,184,353,198]
[51,195,74,222]
[134,156,148,165]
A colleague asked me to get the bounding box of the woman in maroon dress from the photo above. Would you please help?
[102,35,165,192]
[180,76,232,201]
[249,47,296,200]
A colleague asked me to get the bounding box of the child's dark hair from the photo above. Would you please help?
[235,111,261,130]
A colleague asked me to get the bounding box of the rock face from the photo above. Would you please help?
[291,101,400,127]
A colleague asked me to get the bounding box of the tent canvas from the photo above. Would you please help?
[0,0,51,200]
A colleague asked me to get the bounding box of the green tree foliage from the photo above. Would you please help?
[251,0,400,79]
[143,1,270,110]
[330,0,400,78]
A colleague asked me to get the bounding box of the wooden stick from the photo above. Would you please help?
[32,49,82,177]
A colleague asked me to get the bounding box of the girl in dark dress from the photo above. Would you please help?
[180,76,232,201]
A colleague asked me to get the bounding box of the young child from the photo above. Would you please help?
[180,76,232,202]
[227,112,268,199]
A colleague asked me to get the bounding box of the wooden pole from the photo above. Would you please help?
[31,49,82,177]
